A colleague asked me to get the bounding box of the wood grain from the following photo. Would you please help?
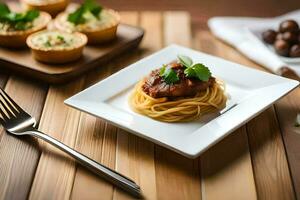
[0,10,297,200]
[29,79,85,200]
[28,12,142,200]
[154,12,201,200]
[71,12,141,200]
[195,31,296,200]
[214,34,296,200]
[0,76,47,200]
[71,115,118,200]
[195,31,257,200]
[200,128,257,200]
[113,12,159,200]
[163,11,191,46]
[247,107,295,200]
[275,90,300,199]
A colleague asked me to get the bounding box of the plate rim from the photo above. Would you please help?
[65,44,299,158]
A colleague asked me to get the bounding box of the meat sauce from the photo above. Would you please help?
[142,62,215,98]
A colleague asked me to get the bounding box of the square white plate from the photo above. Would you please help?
[65,44,299,158]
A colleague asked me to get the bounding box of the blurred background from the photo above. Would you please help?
[96,0,300,30]
[5,0,300,30]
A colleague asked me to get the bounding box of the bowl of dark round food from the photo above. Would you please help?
[262,19,300,58]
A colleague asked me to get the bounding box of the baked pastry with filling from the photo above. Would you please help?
[54,0,120,44]
[26,30,87,64]
[0,3,51,48]
[21,0,69,16]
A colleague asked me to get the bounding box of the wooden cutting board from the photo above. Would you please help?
[0,24,144,84]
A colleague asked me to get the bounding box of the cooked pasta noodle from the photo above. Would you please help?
[129,79,227,122]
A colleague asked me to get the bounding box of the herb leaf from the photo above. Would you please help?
[23,10,39,22]
[178,55,193,68]
[84,0,102,17]
[184,63,211,81]
[0,3,10,17]
[0,3,39,30]
[159,64,166,76]
[68,0,102,25]
[160,65,179,84]
[57,35,65,42]
[68,7,86,25]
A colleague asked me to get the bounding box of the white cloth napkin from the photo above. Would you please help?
[208,10,300,76]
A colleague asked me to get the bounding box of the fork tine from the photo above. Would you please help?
[0,100,10,121]
[0,93,18,117]
[0,88,23,115]
[0,97,15,119]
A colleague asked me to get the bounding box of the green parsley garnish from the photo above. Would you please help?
[44,41,51,47]
[57,35,65,42]
[184,63,211,81]
[160,64,179,84]
[68,0,102,25]
[178,55,192,68]
[178,55,211,82]
[0,3,39,30]
[159,55,212,84]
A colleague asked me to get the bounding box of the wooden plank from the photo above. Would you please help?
[155,148,201,200]
[28,12,142,200]
[112,11,161,200]
[247,107,295,199]
[70,11,159,200]
[209,32,296,200]
[196,31,295,199]
[163,11,191,46]
[71,115,118,200]
[200,127,257,200]
[0,76,47,200]
[70,12,141,200]
[153,12,201,200]
[197,16,299,200]
[29,79,85,200]
[195,31,257,200]
[274,91,300,199]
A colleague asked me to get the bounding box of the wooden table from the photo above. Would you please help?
[0,11,299,200]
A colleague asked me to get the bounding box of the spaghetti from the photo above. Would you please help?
[129,79,227,122]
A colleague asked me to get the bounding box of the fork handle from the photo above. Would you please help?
[26,130,141,198]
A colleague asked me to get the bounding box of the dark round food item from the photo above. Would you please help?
[282,31,298,43]
[276,33,283,40]
[262,29,277,44]
[290,44,300,57]
[279,20,299,33]
[274,39,290,56]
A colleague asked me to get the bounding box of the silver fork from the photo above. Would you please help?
[0,88,142,198]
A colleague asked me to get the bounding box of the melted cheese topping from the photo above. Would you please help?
[58,9,119,32]
[29,31,84,50]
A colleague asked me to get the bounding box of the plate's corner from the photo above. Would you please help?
[287,78,300,90]
[292,79,300,86]
[64,97,73,107]
[182,149,202,159]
